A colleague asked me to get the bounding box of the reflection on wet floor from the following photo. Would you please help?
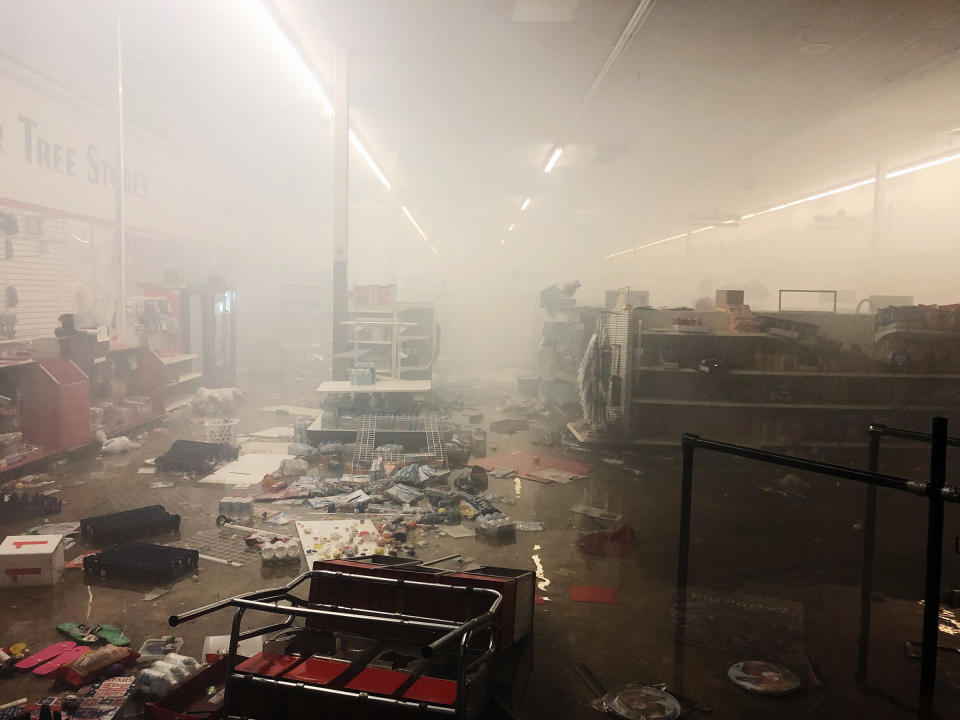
[531,543,550,601]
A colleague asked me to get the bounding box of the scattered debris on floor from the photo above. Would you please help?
[727,661,801,695]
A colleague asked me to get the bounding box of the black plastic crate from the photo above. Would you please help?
[0,491,61,518]
[84,543,199,582]
[80,505,181,544]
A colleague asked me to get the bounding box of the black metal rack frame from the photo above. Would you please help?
[675,416,960,717]
[170,567,503,719]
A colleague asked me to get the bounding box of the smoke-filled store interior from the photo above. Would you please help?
[1,1,960,719]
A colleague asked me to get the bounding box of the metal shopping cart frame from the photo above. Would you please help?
[169,566,504,719]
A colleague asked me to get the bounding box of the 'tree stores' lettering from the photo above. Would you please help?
[14,115,149,199]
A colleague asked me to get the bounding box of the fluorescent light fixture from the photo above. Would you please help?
[500,238,506,245]
[544,146,563,173]
[249,0,333,116]
[430,244,438,256]
[521,197,532,211]
[885,151,960,179]
[401,205,429,243]
[349,129,392,190]
[602,148,960,260]
[508,224,515,231]
[250,1,396,191]
[70,233,90,245]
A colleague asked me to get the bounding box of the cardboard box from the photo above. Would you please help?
[0,534,65,587]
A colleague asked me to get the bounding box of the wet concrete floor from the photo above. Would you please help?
[0,370,958,718]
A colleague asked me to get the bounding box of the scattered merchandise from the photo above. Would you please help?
[64,551,99,570]
[200,453,293,487]
[727,660,801,696]
[27,674,135,718]
[218,496,255,519]
[137,636,184,664]
[569,505,623,523]
[33,644,91,677]
[57,623,130,646]
[142,588,172,602]
[527,468,584,484]
[148,481,174,489]
[280,457,309,476]
[250,426,295,439]
[100,436,141,455]
[475,452,589,482]
[13,641,75,670]
[475,512,515,536]
[577,525,636,556]
[295,519,380,561]
[0,492,61,518]
[137,653,202,700]
[156,439,236,473]
[63,644,137,687]
[191,387,243,417]
[260,539,301,564]
[454,465,488,495]
[25,522,79,537]
[439,524,476,538]
[0,534,65,587]
[592,684,682,720]
[515,521,545,532]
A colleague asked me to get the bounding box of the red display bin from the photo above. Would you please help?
[0,358,92,473]
[32,358,93,451]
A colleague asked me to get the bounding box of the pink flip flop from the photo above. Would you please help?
[14,641,75,670]
[32,645,91,676]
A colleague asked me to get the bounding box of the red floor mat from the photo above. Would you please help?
[569,585,620,604]
[283,657,350,685]
[403,676,458,706]
[235,652,300,677]
[345,667,410,696]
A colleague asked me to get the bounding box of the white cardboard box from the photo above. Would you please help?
[0,534,65,587]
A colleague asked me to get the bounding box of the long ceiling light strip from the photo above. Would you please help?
[256,1,394,192]
[601,148,960,260]
[544,147,563,173]
[348,129,392,190]
[500,0,659,254]
[401,205,432,248]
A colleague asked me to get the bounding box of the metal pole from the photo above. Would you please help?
[115,15,127,346]
[920,416,947,698]
[673,436,695,691]
[331,48,350,380]
[857,426,882,684]
[676,437,695,636]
